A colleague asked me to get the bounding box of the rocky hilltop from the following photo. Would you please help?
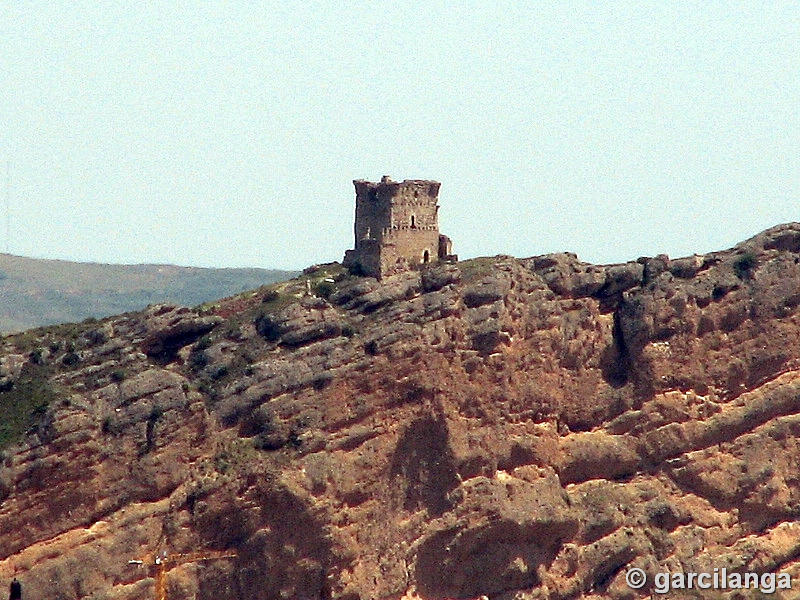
[2,224,800,600]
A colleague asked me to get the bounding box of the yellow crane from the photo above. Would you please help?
[128,550,236,600]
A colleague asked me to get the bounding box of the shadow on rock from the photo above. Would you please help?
[389,413,460,517]
[194,483,339,600]
[415,519,567,597]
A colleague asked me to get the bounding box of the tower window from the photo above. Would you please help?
[411,215,416,228]
[423,250,430,263]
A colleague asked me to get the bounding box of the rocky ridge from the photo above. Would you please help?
[1,224,800,599]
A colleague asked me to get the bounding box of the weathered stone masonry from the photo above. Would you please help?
[343,176,455,278]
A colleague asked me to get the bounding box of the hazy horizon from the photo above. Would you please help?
[0,250,298,271]
[2,3,798,271]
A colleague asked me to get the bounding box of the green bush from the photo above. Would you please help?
[733,252,757,279]
[62,351,80,367]
[101,415,122,436]
[195,335,212,351]
[210,364,229,380]
[84,328,108,346]
[313,280,336,299]
[29,348,45,365]
[255,313,282,341]
[261,289,280,303]
[149,405,164,422]
[189,349,209,371]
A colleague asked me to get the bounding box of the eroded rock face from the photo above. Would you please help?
[2,224,800,599]
[141,304,222,360]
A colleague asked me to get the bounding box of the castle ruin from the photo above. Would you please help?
[343,176,455,279]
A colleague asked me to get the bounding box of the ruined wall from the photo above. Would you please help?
[390,201,437,230]
[385,181,439,231]
[353,182,392,247]
[380,229,440,272]
[343,240,382,277]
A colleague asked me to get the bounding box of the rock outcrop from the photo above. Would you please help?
[2,224,800,599]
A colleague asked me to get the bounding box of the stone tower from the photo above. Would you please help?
[343,176,454,278]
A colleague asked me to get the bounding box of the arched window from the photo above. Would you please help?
[423,250,430,263]
[410,215,416,228]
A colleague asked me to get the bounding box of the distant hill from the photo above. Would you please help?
[0,254,296,332]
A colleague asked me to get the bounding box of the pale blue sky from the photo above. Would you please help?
[1,2,798,270]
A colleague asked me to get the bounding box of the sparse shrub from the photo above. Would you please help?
[458,257,496,282]
[312,373,332,390]
[313,280,336,299]
[250,406,274,433]
[712,285,727,301]
[189,349,209,371]
[29,348,45,365]
[248,407,288,451]
[214,451,231,474]
[84,328,108,346]
[101,415,122,436]
[197,379,219,401]
[288,430,303,449]
[254,432,287,451]
[262,289,280,303]
[224,324,242,340]
[62,352,80,367]
[255,313,282,341]
[195,335,212,351]
[341,323,355,338]
[733,252,757,279]
[110,370,126,383]
[210,364,228,380]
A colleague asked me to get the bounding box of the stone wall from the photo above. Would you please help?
[379,228,441,276]
[353,181,392,248]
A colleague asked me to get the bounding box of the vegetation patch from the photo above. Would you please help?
[188,348,209,371]
[0,364,59,450]
[312,280,336,299]
[4,317,106,355]
[458,256,497,282]
[733,252,757,279]
[258,288,295,314]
